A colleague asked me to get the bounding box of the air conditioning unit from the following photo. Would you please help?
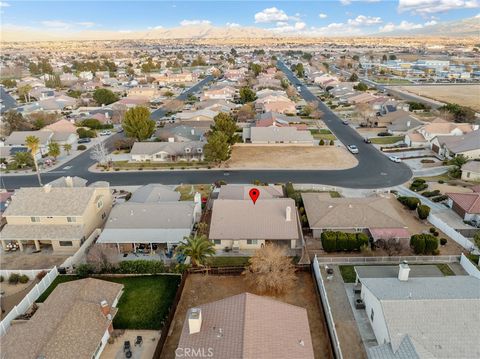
[185,147,191,153]
[197,148,203,153]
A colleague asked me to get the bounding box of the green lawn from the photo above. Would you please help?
[339,265,356,283]
[209,256,250,267]
[36,275,181,329]
[310,129,336,141]
[111,160,212,170]
[370,136,405,145]
[436,264,455,276]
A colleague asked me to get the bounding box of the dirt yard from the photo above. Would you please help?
[226,145,358,170]
[161,273,333,359]
[427,182,473,194]
[397,85,480,112]
[0,251,69,270]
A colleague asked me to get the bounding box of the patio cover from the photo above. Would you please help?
[96,228,191,244]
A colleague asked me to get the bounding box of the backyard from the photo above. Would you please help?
[160,272,334,359]
[36,275,181,329]
[226,145,358,170]
[175,184,212,201]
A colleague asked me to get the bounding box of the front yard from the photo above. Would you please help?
[370,136,404,145]
[175,184,212,201]
[109,160,212,171]
[36,275,181,329]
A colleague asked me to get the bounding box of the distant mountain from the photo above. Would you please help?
[378,17,480,37]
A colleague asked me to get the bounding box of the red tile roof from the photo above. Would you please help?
[447,192,480,214]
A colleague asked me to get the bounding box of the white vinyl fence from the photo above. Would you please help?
[460,253,480,279]
[316,255,460,265]
[0,267,59,336]
[61,228,101,269]
[312,255,343,359]
[428,213,474,251]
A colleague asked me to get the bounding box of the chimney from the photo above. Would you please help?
[100,300,110,316]
[43,184,52,193]
[188,308,202,334]
[398,261,410,281]
[407,120,411,128]
[65,176,73,187]
[286,206,292,222]
[191,129,195,135]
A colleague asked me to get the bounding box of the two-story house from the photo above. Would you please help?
[0,184,113,254]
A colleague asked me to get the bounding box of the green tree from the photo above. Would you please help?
[1,79,17,88]
[449,154,468,178]
[417,204,431,220]
[295,63,305,77]
[12,152,34,168]
[249,62,262,77]
[352,55,360,61]
[63,143,72,155]
[474,232,480,249]
[122,106,155,141]
[204,131,230,163]
[382,54,388,62]
[389,54,397,60]
[239,87,256,104]
[18,84,32,102]
[45,74,62,89]
[177,234,215,267]
[348,73,359,82]
[48,142,61,161]
[211,113,239,145]
[354,83,368,91]
[25,136,42,186]
[93,88,119,105]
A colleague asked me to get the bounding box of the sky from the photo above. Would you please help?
[1,0,479,36]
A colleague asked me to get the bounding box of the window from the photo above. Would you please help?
[370,308,374,321]
[247,240,258,245]
[30,217,40,223]
[59,241,73,247]
[213,240,221,245]
[67,217,76,223]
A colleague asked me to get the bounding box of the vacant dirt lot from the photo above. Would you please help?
[226,145,358,169]
[397,85,480,111]
[161,273,333,359]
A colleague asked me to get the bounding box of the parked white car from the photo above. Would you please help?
[347,144,359,154]
[99,130,112,136]
[389,156,402,163]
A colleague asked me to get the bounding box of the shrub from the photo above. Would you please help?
[76,127,96,138]
[77,145,87,151]
[118,260,166,274]
[76,263,95,278]
[330,140,335,145]
[398,196,420,210]
[377,132,393,137]
[410,234,426,254]
[425,235,439,253]
[319,139,325,145]
[417,204,431,220]
[0,275,4,282]
[346,233,357,251]
[410,182,428,192]
[356,233,369,250]
[440,238,448,245]
[429,227,436,233]
[36,270,47,280]
[321,231,337,252]
[336,232,348,251]
[422,190,440,198]
[432,195,448,202]
[438,180,445,184]
[8,273,20,284]
[432,249,440,255]
[19,274,29,284]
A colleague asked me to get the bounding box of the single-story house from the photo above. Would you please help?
[130,141,204,162]
[217,184,284,200]
[4,130,54,157]
[0,146,28,163]
[430,130,480,159]
[301,193,408,240]
[242,127,314,145]
[96,200,201,253]
[462,161,480,182]
[446,190,480,224]
[155,125,207,142]
[0,278,124,359]
[176,109,218,122]
[0,86,17,114]
[176,293,314,359]
[209,198,300,251]
[129,184,181,203]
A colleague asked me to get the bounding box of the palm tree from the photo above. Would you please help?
[177,234,215,267]
[48,141,61,162]
[63,143,72,155]
[25,135,42,186]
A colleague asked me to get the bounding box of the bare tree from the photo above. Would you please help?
[355,103,374,126]
[86,244,119,272]
[90,142,111,167]
[376,238,405,256]
[244,245,296,295]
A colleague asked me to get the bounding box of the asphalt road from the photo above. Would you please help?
[1,68,412,189]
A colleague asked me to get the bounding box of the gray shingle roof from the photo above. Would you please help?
[217,185,284,200]
[436,130,480,153]
[5,131,53,146]
[248,127,314,142]
[1,224,85,241]
[130,141,204,156]
[130,184,180,203]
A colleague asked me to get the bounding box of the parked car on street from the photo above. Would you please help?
[389,156,402,163]
[347,145,359,154]
[342,120,349,125]
[99,130,111,136]
[77,138,91,144]
[364,138,371,144]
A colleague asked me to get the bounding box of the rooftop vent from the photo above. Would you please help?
[398,261,410,282]
[188,308,202,334]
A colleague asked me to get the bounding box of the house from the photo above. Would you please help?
[209,198,300,250]
[356,263,480,359]
[301,193,408,240]
[386,115,423,134]
[255,95,296,114]
[242,127,314,145]
[202,84,236,101]
[217,184,284,200]
[4,130,54,157]
[430,130,480,159]
[41,119,79,145]
[176,109,218,123]
[176,293,314,359]
[195,99,236,113]
[0,278,123,359]
[130,141,204,162]
[0,184,113,253]
[446,190,480,224]
[155,125,207,142]
[0,146,29,163]
[255,112,307,130]
[0,86,17,114]
[96,190,201,253]
[462,161,480,181]
[47,176,88,188]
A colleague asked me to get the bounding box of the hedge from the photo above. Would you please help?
[397,196,420,210]
[422,190,440,198]
[432,195,448,202]
[118,260,167,274]
[321,231,369,252]
[410,178,428,192]
[410,234,438,254]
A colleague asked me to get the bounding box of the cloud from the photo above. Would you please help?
[76,22,95,28]
[378,20,424,33]
[476,13,480,17]
[424,20,437,26]
[39,20,96,29]
[180,19,211,26]
[398,0,479,15]
[0,2,10,7]
[340,0,381,4]
[269,21,307,33]
[152,25,164,30]
[41,20,70,28]
[254,7,290,23]
[226,22,240,28]
[319,13,328,19]
[347,15,382,26]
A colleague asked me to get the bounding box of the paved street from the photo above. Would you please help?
[1,68,412,189]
